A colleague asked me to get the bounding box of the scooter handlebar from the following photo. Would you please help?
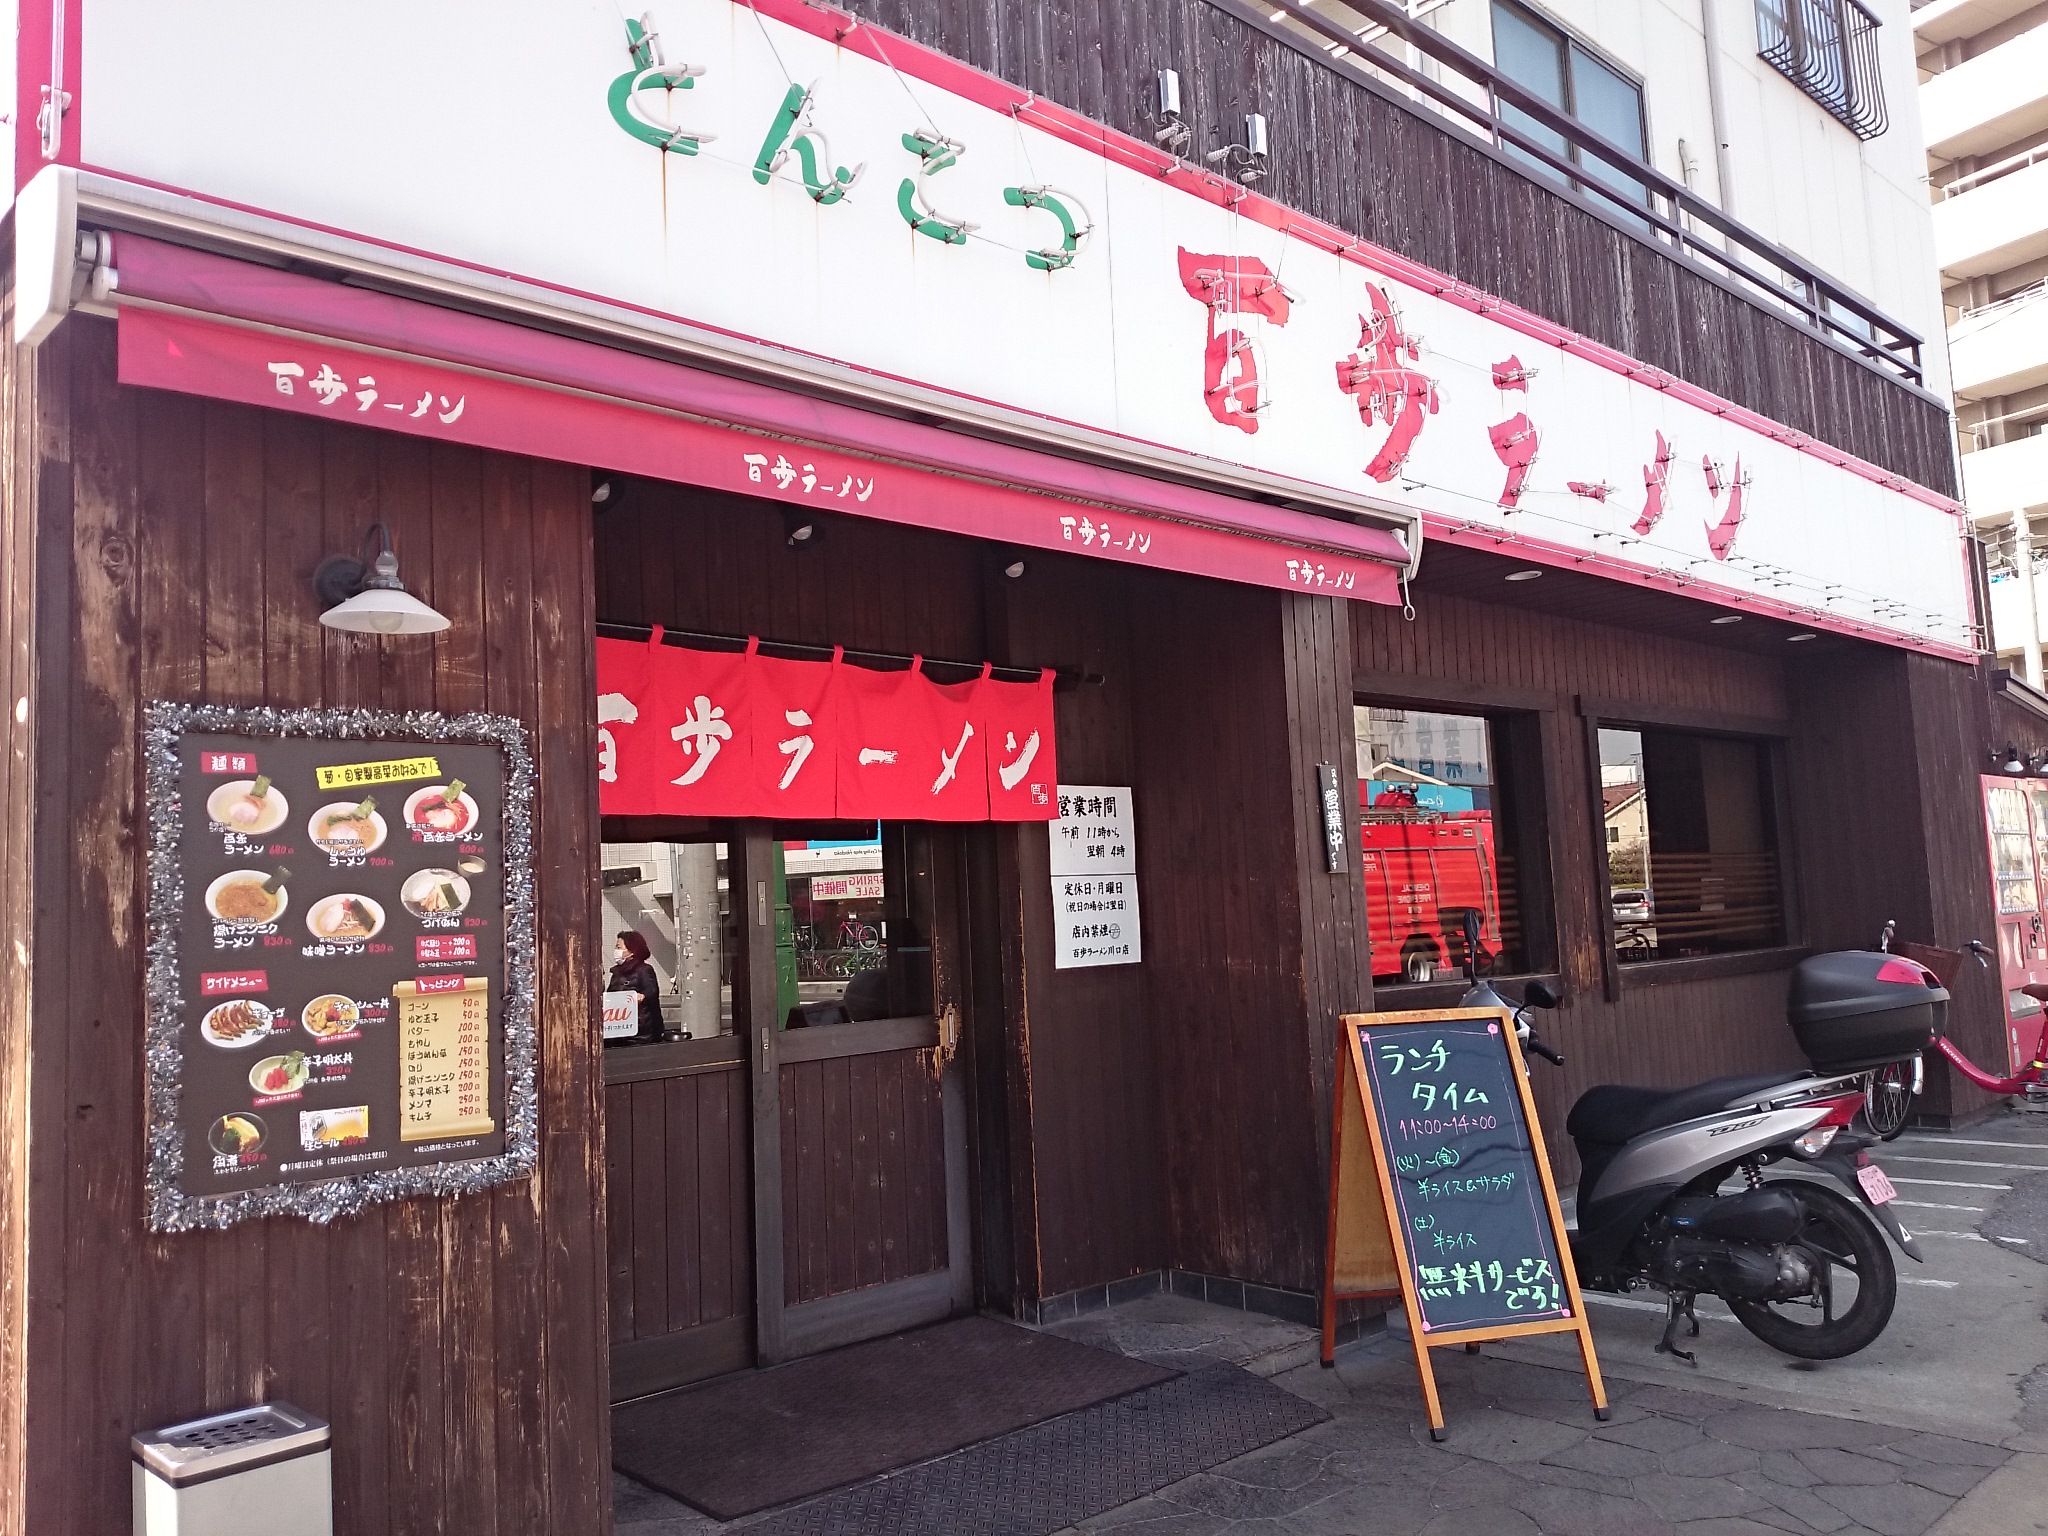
[1520,1023,1564,1067]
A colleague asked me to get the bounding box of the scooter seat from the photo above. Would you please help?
[1566,1071,1806,1146]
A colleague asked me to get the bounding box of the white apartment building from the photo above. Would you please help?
[1916,0,2048,681]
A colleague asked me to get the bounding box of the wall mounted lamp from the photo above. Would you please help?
[314,523,450,635]
[783,508,823,549]
[1998,744,2028,775]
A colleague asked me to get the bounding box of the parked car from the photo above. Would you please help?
[1612,887,1654,924]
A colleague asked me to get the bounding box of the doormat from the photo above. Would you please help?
[611,1315,1177,1521]
[739,1363,1330,1535]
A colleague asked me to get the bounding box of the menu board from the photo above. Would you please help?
[142,706,537,1230]
[1355,1017,1571,1332]
[1320,1005,1606,1437]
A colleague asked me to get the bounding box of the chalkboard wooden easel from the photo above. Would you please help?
[1320,1006,1608,1439]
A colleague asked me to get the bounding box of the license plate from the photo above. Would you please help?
[1857,1164,1899,1204]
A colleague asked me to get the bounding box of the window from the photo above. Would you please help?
[1356,704,1539,984]
[780,823,931,1026]
[1754,0,1888,141]
[1490,0,1649,210]
[1599,728,1786,963]
[601,839,737,1039]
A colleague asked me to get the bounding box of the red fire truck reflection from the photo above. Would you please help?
[1359,783,1503,983]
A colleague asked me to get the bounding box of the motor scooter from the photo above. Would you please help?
[1457,915,1929,1362]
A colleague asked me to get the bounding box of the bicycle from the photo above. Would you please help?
[1858,919,2048,1138]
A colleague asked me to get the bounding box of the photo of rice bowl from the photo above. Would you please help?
[301,994,361,1038]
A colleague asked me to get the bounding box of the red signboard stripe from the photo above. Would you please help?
[115,305,1404,605]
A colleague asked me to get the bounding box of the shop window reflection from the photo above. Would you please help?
[1599,727,1786,962]
[1355,704,1533,984]
[779,823,932,1027]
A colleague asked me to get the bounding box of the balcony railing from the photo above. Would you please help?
[1756,0,1889,141]
[1241,0,1926,388]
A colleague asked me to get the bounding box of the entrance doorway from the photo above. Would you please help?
[602,822,975,1401]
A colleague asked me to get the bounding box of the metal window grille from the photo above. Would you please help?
[1755,0,1889,140]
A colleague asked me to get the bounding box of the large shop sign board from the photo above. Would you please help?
[1049,786,1141,969]
[79,0,1972,654]
[1320,1008,1606,1437]
[142,704,538,1231]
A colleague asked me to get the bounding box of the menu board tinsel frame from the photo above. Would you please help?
[141,701,539,1231]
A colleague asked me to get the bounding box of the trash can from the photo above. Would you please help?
[132,1402,332,1536]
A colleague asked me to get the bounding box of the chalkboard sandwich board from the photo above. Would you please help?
[1320,1006,1607,1439]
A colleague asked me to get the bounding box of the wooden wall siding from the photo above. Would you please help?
[0,284,35,1535]
[595,479,985,661]
[779,1053,949,1304]
[852,0,1956,497]
[1130,576,1330,1292]
[11,317,607,1536]
[1783,649,2006,1123]
[1281,595,1373,1190]
[984,555,1167,1299]
[604,1069,752,1343]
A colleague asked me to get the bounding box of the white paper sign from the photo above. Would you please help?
[1050,786,1137,878]
[1053,784,1140,968]
[1053,874,1142,969]
[601,989,639,1040]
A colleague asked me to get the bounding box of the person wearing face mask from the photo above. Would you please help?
[607,930,664,1043]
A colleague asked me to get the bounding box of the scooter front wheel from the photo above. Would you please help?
[1727,1182,1896,1360]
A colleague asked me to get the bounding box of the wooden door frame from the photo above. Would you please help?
[739,826,974,1367]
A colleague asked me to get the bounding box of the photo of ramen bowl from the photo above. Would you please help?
[305,894,384,944]
[200,998,276,1048]
[208,1113,266,1156]
[307,800,389,854]
[403,784,479,838]
[401,868,472,920]
[301,994,361,1038]
[204,778,289,835]
[204,871,289,927]
[248,1052,309,1097]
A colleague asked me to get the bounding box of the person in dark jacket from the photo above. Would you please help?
[608,930,664,1043]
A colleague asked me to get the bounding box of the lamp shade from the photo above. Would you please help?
[319,586,450,635]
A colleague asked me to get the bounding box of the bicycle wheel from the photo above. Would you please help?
[1860,1059,1916,1141]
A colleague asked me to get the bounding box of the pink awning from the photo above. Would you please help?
[109,234,1411,604]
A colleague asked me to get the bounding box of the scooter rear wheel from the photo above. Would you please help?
[1727,1181,1896,1360]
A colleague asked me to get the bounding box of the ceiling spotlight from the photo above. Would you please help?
[782,508,822,549]
[1504,568,1543,582]
[1787,632,1818,642]
[1004,558,1028,579]
[590,473,626,511]
[314,523,449,636]
[1711,614,1743,625]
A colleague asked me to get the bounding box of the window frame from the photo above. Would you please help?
[1488,0,1652,206]
[1578,697,1805,1000]
[1355,691,1559,1005]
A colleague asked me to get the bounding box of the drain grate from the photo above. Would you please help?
[740,1363,1328,1535]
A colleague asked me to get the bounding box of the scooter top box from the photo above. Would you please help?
[1786,951,1946,1072]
